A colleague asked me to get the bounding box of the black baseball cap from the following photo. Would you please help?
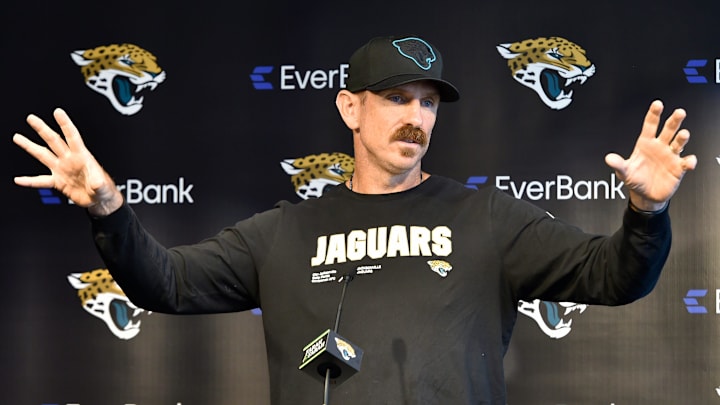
[345,35,460,102]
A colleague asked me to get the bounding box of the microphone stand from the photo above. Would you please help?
[323,272,354,405]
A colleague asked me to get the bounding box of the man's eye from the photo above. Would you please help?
[388,95,405,103]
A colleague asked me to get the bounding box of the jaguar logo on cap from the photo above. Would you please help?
[345,35,460,102]
[392,37,437,70]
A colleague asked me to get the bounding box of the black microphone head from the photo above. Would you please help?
[299,329,363,386]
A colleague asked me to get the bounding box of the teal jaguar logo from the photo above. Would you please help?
[392,37,437,70]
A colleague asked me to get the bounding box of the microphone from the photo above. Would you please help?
[299,271,364,404]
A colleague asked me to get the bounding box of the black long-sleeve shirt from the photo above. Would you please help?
[92,175,671,404]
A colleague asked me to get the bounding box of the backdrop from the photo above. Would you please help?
[3,1,719,404]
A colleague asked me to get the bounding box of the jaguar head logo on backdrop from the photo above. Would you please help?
[281,152,355,199]
[518,299,587,339]
[67,269,148,340]
[496,36,595,110]
[71,43,166,116]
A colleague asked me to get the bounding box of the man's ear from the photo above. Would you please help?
[335,89,360,131]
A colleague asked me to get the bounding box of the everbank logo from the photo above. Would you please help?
[39,177,194,205]
[116,177,194,204]
[250,63,349,90]
[681,289,720,314]
[465,173,626,201]
[683,59,720,84]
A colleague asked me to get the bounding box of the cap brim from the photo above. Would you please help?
[365,74,460,102]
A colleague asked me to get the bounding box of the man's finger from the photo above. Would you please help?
[682,155,698,171]
[14,174,54,189]
[669,129,690,154]
[54,108,88,153]
[13,133,59,169]
[657,108,686,144]
[604,152,627,178]
[26,113,70,158]
[638,100,664,140]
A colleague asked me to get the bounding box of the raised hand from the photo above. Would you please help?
[13,108,123,216]
[604,100,697,212]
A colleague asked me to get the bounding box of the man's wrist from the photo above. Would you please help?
[628,199,668,215]
[87,191,124,218]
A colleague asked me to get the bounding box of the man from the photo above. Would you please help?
[13,35,696,404]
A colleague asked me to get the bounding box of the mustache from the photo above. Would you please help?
[391,125,428,147]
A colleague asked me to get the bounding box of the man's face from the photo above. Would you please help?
[353,81,439,175]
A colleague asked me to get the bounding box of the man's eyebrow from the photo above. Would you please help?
[377,88,403,95]
[377,87,439,98]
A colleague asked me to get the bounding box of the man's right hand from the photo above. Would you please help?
[13,108,124,217]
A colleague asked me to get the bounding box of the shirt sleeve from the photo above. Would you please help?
[90,203,281,314]
[492,189,671,305]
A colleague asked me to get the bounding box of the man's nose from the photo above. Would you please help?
[402,100,424,127]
